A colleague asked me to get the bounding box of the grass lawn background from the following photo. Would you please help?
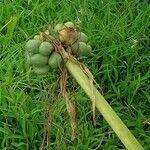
[0,0,150,149]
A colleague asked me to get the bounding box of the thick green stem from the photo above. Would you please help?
[65,58,143,150]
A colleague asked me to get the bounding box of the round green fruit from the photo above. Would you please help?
[39,41,53,56]
[33,65,50,75]
[71,42,80,55]
[64,21,74,28]
[79,42,91,56]
[34,35,40,40]
[78,32,88,43]
[86,44,92,54]
[30,54,48,66]
[48,52,62,69]
[25,39,41,53]
[54,23,63,32]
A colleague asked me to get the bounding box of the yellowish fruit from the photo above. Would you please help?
[44,30,49,35]
[59,29,68,43]
[54,23,63,32]
[39,41,53,56]
[64,21,74,28]
[48,52,62,69]
[34,35,40,40]
[30,54,48,66]
[33,65,50,75]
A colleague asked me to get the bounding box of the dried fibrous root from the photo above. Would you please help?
[60,65,76,140]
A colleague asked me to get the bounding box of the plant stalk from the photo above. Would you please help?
[63,54,143,149]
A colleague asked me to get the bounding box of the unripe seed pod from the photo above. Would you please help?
[71,42,80,55]
[34,35,40,40]
[39,41,53,56]
[86,44,92,54]
[78,32,88,43]
[33,65,50,75]
[71,42,92,56]
[48,52,62,69]
[79,42,90,56]
[25,39,41,53]
[54,23,63,32]
[64,21,74,28]
[30,54,48,66]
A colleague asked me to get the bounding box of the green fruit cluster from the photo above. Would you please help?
[71,41,92,57]
[71,32,91,57]
[25,21,92,75]
[25,37,62,75]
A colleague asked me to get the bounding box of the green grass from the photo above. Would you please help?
[0,0,150,149]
